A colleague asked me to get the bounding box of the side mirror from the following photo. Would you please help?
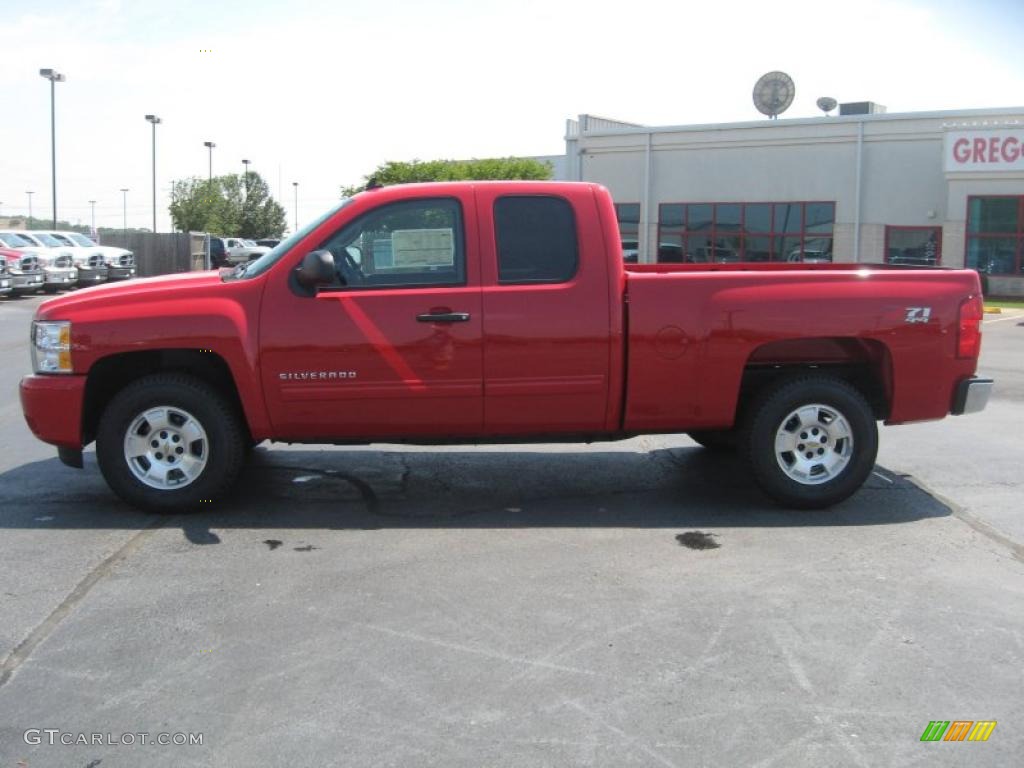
[295,249,337,289]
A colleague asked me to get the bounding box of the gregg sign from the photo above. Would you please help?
[945,129,1024,173]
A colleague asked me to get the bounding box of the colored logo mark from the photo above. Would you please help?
[920,720,996,742]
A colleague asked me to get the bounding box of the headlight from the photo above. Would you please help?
[31,321,73,374]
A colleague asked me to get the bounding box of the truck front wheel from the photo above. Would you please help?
[96,373,247,512]
[742,375,877,509]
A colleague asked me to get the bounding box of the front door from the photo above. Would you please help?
[259,193,483,440]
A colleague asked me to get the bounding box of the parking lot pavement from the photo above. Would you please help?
[1,294,1022,767]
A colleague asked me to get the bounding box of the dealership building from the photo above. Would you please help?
[550,106,1024,295]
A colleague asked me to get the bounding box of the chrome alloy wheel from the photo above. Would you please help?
[773,404,854,485]
[123,406,209,490]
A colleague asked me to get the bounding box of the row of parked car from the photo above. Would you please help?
[0,230,136,298]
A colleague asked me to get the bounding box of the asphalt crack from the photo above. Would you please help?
[0,518,166,689]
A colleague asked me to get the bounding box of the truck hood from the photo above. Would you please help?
[36,270,226,321]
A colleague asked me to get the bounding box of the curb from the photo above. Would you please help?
[983,306,1002,314]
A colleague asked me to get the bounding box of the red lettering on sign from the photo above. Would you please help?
[953,138,970,163]
[989,137,1000,162]
[973,138,987,163]
[1002,137,1020,163]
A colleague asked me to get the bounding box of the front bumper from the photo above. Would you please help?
[76,266,109,286]
[951,376,994,415]
[107,265,137,280]
[11,272,45,294]
[43,267,78,286]
[20,374,86,448]
[0,276,11,295]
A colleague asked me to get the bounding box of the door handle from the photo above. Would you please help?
[416,311,471,323]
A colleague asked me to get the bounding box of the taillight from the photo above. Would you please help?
[957,295,983,359]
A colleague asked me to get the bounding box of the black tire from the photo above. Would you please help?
[741,375,878,510]
[687,429,737,451]
[96,373,247,513]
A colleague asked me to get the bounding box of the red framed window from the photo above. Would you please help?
[965,196,1024,276]
[656,202,835,263]
[885,226,942,266]
[614,203,641,263]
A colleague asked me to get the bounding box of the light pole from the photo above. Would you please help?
[88,200,97,233]
[120,188,129,233]
[292,182,299,231]
[26,191,35,223]
[204,141,215,181]
[144,115,161,233]
[39,69,65,228]
[242,158,251,197]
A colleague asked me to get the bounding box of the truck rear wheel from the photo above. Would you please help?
[96,373,247,513]
[742,375,877,509]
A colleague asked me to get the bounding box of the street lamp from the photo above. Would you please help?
[39,68,66,228]
[88,200,97,234]
[241,159,251,197]
[26,191,35,223]
[144,115,161,233]
[292,182,299,231]
[204,141,216,181]
[120,188,129,233]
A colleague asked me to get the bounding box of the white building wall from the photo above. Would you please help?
[564,108,1024,282]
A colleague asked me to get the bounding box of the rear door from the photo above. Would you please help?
[475,186,613,435]
[258,191,483,439]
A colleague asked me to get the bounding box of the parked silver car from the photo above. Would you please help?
[46,231,137,281]
[0,232,76,292]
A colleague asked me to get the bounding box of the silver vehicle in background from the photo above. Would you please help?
[45,231,137,281]
[30,231,108,286]
[0,232,77,292]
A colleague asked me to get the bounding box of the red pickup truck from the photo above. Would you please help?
[20,181,992,512]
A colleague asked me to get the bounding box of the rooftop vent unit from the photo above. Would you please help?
[839,101,887,116]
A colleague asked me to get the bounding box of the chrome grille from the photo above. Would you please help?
[55,254,73,268]
[119,253,135,266]
[88,253,105,267]
[20,256,40,271]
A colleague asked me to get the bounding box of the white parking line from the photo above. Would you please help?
[872,471,894,484]
[983,313,1024,324]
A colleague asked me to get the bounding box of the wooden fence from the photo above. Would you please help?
[97,232,208,276]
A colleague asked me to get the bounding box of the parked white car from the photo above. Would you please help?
[224,237,270,264]
[29,230,109,286]
[0,231,77,291]
[43,231,137,281]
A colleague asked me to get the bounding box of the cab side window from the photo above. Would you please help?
[319,198,465,289]
[494,196,578,284]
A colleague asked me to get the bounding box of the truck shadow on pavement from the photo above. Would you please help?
[0,445,950,544]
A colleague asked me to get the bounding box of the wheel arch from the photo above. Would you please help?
[82,349,253,445]
[738,337,894,422]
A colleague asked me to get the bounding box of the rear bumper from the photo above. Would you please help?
[951,376,994,416]
[20,374,86,448]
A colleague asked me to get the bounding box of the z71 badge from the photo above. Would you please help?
[905,307,932,324]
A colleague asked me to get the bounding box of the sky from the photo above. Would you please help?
[1,0,1023,233]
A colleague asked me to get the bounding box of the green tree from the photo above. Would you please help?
[340,157,553,196]
[238,172,287,239]
[168,172,287,237]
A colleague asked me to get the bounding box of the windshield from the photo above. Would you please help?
[233,198,354,279]
[68,233,97,247]
[30,232,64,247]
[0,233,33,248]
[242,239,258,247]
